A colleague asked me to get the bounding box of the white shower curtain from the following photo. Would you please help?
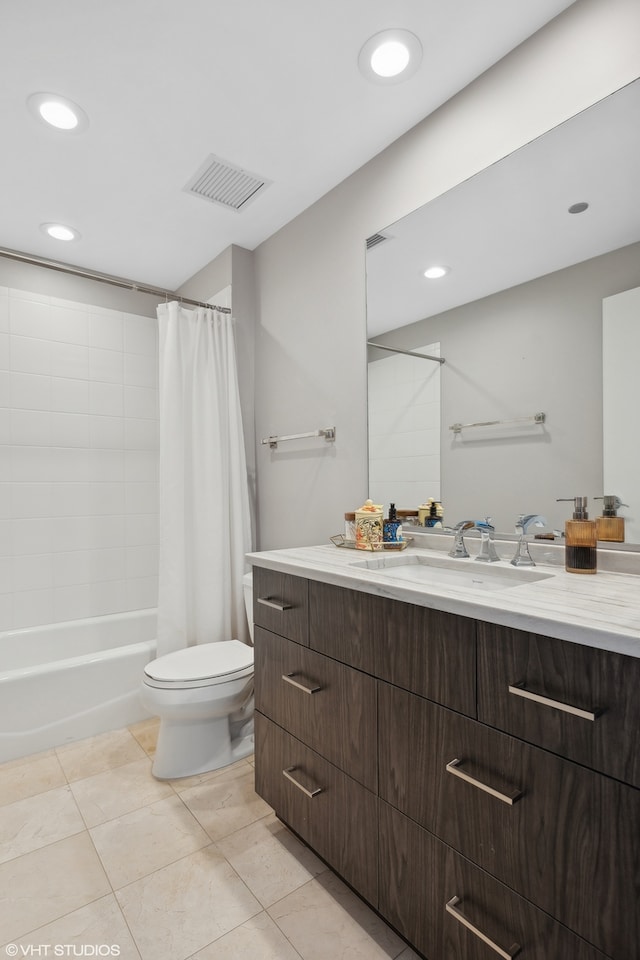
[156,301,252,657]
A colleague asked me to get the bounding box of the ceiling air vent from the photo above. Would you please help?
[366,232,390,250]
[184,155,271,211]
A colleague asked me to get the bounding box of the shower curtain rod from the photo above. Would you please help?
[0,247,232,313]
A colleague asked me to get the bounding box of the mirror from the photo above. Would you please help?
[366,79,640,541]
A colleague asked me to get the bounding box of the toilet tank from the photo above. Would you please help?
[243,571,254,642]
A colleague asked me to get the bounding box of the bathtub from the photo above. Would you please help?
[0,609,157,763]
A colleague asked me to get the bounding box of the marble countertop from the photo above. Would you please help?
[247,533,640,659]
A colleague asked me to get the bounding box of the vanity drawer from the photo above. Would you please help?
[254,627,377,791]
[310,581,476,716]
[252,566,309,645]
[477,622,640,787]
[379,682,639,959]
[254,713,378,907]
[379,802,609,960]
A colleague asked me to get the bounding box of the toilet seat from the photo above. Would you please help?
[143,640,254,690]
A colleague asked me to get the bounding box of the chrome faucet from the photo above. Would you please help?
[511,514,546,567]
[448,520,475,558]
[474,518,500,563]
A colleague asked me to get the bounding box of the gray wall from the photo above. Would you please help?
[382,242,640,533]
[252,0,640,549]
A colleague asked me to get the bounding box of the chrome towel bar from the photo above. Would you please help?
[261,427,336,449]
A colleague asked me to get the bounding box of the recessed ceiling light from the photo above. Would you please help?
[423,265,450,280]
[40,222,81,242]
[568,201,589,214]
[358,29,422,84]
[27,93,89,133]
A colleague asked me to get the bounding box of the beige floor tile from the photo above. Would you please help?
[268,871,406,960]
[217,813,327,907]
[180,768,272,841]
[0,750,67,806]
[0,833,111,944]
[190,911,302,960]
[128,717,160,757]
[56,728,147,781]
[0,785,85,864]
[90,794,211,888]
[116,845,262,960]
[169,756,253,793]
[70,758,174,828]
[7,894,142,960]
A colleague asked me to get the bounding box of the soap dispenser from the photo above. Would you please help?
[556,496,597,574]
[383,503,403,543]
[594,495,627,543]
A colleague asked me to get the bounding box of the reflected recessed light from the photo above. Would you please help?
[358,29,422,84]
[40,222,81,242]
[27,92,89,133]
[423,265,450,280]
[568,201,589,214]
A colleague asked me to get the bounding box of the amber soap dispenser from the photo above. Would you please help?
[595,495,627,543]
[557,496,597,574]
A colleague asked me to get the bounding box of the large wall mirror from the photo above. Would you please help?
[366,79,640,542]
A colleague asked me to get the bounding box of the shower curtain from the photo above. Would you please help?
[156,301,252,656]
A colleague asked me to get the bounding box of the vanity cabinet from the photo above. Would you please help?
[253,565,638,960]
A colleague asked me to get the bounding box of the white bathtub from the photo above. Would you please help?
[0,609,157,763]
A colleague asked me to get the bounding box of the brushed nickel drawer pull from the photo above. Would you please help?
[282,766,322,798]
[282,672,321,695]
[257,596,293,611]
[508,681,602,721]
[446,759,522,806]
[446,896,521,959]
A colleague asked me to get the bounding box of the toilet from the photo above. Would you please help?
[141,572,255,780]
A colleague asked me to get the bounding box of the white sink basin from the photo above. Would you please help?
[350,552,554,592]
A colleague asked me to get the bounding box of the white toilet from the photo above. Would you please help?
[141,572,255,779]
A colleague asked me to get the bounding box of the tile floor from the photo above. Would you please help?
[0,719,420,960]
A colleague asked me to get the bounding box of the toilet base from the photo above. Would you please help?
[151,715,253,780]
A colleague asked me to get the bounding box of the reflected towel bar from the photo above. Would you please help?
[261,427,336,449]
[450,413,545,434]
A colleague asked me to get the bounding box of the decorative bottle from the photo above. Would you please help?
[594,496,627,543]
[383,503,403,543]
[557,496,597,574]
[355,499,384,550]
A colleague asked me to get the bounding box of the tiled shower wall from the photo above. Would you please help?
[0,285,158,631]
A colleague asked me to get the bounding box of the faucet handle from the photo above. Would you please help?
[474,518,500,563]
[516,514,546,534]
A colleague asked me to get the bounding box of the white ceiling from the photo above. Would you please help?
[1,0,575,291]
[366,79,640,337]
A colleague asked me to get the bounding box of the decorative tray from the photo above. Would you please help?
[330,534,413,552]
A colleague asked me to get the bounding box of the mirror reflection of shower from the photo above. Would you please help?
[367,341,441,509]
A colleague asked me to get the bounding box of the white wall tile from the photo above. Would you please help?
[13,588,54,628]
[0,556,13,592]
[50,341,89,380]
[125,515,158,546]
[125,450,158,482]
[90,416,124,449]
[0,481,10,518]
[90,547,126,582]
[53,584,91,622]
[11,517,53,555]
[124,385,157,420]
[9,297,51,339]
[0,409,11,444]
[89,347,123,383]
[0,447,10,482]
[126,544,158,579]
[125,482,158,515]
[10,482,52,519]
[124,418,158,450]
[89,381,123,417]
[10,336,51,376]
[125,353,157,388]
[51,482,92,517]
[89,482,125,516]
[90,312,123,351]
[89,579,127,617]
[49,305,90,345]
[125,576,158,611]
[85,449,124,482]
[51,377,90,414]
[12,553,53,592]
[10,371,51,410]
[49,412,90,448]
[0,371,10,406]
[11,409,52,446]
[0,332,10,370]
[0,593,13,630]
[124,315,157,356]
[85,515,126,550]
[53,550,92,587]
[0,296,9,334]
[0,520,11,555]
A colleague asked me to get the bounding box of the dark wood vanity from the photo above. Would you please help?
[252,564,640,960]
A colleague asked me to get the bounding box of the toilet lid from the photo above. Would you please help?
[144,640,254,683]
